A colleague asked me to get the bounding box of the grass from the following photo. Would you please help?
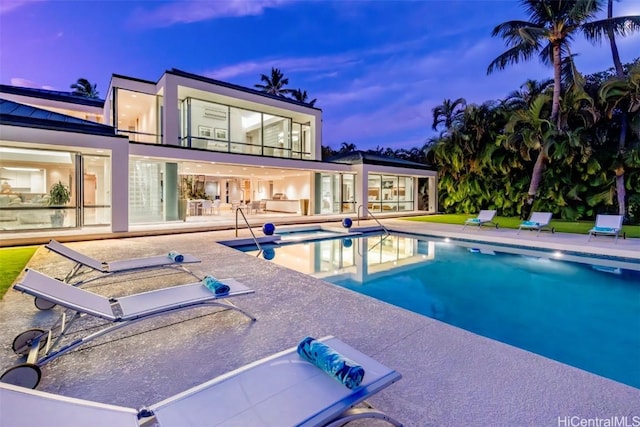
[0,246,38,300]
[404,214,640,238]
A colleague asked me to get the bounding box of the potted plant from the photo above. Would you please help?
[178,176,192,221]
[48,181,71,227]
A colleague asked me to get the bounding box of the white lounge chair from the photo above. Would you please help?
[38,240,201,310]
[462,209,498,229]
[517,212,554,236]
[46,239,201,285]
[587,214,625,243]
[0,336,402,427]
[0,269,255,389]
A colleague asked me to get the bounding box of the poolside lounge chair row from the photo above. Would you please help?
[464,211,625,242]
[0,242,404,426]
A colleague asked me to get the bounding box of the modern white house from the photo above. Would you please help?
[0,69,437,235]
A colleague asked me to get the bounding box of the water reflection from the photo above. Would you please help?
[249,234,435,283]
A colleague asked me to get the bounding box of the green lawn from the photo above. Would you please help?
[404,214,640,238]
[0,246,38,300]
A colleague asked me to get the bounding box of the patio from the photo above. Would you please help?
[0,220,638,426]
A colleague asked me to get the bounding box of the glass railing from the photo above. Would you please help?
[118,130,161,144]
[182,136,311,160]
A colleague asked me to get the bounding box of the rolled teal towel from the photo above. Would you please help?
[203,275,230,295]
[522,221,540,227]
[467,218,480,223]
[168,251,184,262]
[594,226,615,232]
[297,336,365,389]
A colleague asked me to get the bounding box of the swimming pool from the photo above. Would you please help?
[237,233,640,389]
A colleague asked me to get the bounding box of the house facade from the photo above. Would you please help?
[0,69,437,235]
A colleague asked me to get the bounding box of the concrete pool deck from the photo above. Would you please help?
[0,219,638,426]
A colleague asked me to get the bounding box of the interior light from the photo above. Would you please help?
[2,167,41,171]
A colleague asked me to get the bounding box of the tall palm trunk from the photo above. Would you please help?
[526,42,561,211]
[607,0,627,218]
[551,42,563,128]
[525,149,548,216]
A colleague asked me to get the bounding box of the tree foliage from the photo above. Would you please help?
[70,78,99,98]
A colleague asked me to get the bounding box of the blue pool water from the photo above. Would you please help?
[238,233,640,389]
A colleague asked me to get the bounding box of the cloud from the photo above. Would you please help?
[0,0,37,15]
[10,77,55,90]
[130,0,293,28]
[204,54,361,81]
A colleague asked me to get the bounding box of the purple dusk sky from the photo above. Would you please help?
[1,1,638,151]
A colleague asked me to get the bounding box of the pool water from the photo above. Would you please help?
[240,233,640,389]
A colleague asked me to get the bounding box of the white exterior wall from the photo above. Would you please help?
[158,74,179,146]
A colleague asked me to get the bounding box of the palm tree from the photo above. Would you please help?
[504,94,555,216]
[504,78,553,110]
[582,0,640,217]
[488,0,604,128]
[254,68,292,96]
[582,0,640,78]
[290,89,317,106]
[339,142,357,154]
[488,0,605,210]
[431,98,466,131]
[70,78,99,98]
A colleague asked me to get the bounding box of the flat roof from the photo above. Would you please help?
[328,150,434,170]
[167,69,322,111]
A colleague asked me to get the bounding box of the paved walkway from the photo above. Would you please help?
[0,219,638,426]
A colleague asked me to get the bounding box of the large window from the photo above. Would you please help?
[367,174,414,213]
[181,98,297,158]
[291,123,312,159]
[318,173,355,214]
[0,146,78,231]
[114,89,161,144]
[82,155,111,226]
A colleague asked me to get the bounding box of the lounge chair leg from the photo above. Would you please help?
[325,406,403,427]
[208,300,257,321]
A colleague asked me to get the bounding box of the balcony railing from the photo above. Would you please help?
[181,136,312,159]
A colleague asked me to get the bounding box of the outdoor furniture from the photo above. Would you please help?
[187,199,202,216]
[212,199,221,215]
[250,200,261,214]
[44,239,200,287]
[462,210,498,229]
[199,199,213,215]
[0,269,255,389]
[517,212,554,236]
[587,214,625,243]
[0,336,402,427]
